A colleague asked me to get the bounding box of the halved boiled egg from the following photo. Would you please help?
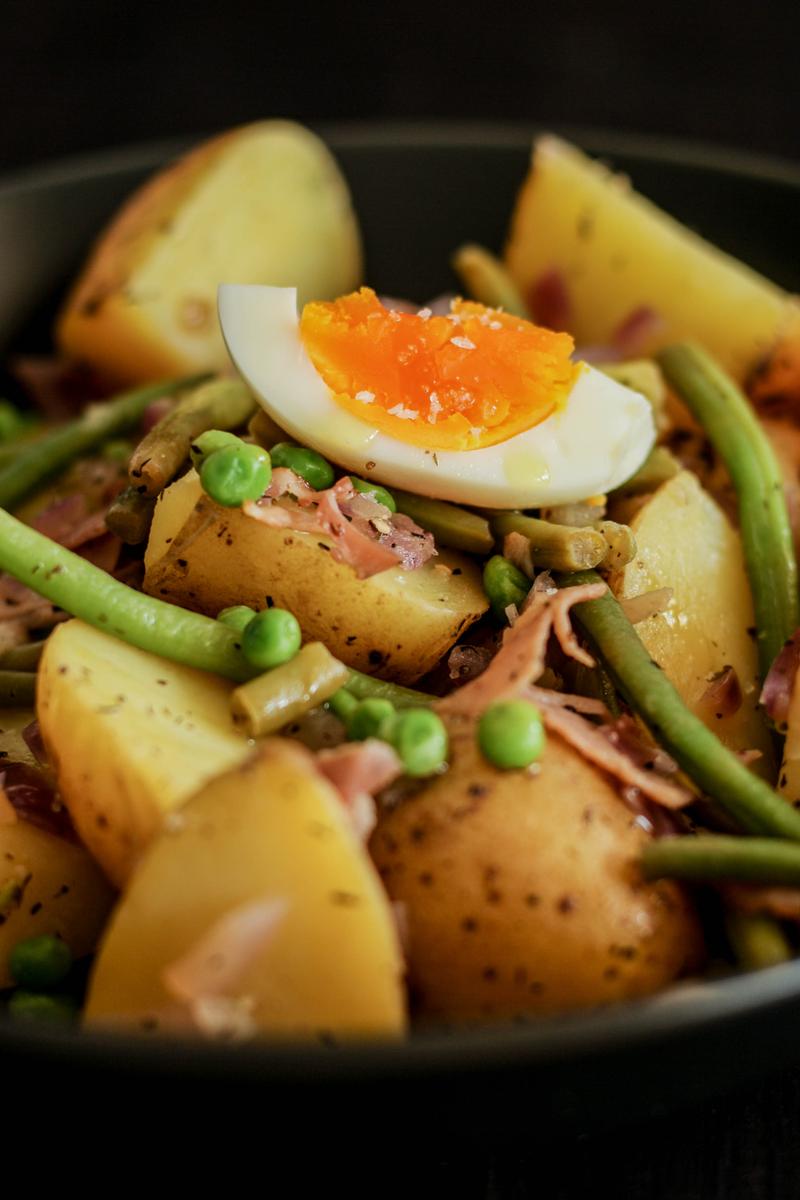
[218,285,654,508]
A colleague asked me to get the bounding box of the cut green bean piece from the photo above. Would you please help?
[725,912,792,971]
[657,342,798,678]
[129,378,253,498]
[231,641,350,737]
[0,506,256,682]
[492,512,606,571]
[597,520,636,570]
[613,446,680,497]
[0,376,206,512]
[563,569,800,840]
[450,244,531,319]
[642,835,800,885]
[0,641,45,671]
[105,485,157,545]
[343,670,433,709]
[391,489,493,555]
[0,671,36,707]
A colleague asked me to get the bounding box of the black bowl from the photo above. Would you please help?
[3,122,800,1142]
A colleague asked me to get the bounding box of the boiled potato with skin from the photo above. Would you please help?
[144,472,488,684]
[612,470,773,770]
[56,121,363,386]
[505,135,800,383]
[0,818,114,988]
[37,619,251,888]
[371,718,701,1021]
[86,738,406,1039]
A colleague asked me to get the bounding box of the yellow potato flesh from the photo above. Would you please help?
[779,678,800,805]
[505,135,800,383]
[371,718,701,1021]
[144,472,488,684]
[86,739,406,1040]
[0,820,114,988]
[56,120,363,385]
[37,620,251,888]
[614,470,773,769]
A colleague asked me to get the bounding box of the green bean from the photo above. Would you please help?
[105,486,157,545]
[343,670,433,709]
[231,642,349,737]
[0,400,27,442]
[0,376,205,511]
[564,570,800,840]
[492,512,607,571]
[0,506,256,682]
[597,520,637,570]
[612,446,680,496]
[657,342,798,678]
[391,489,493,555]
[0,670,36,706]
[129,378,253,498]
[450,244,531,318]
[0,641,45,671]
[642,834,800,885]
[725,912,793,970]
[483,554,530,621]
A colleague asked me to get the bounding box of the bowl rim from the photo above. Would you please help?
[3,119,800,1083]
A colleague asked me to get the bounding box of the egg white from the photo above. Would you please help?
[218,284,655,507]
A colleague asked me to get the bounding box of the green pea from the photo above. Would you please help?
[189,429,243,471]
[200,442,272,508]
[348,697,396,741]
[270,442,335,491]
[328,688,359,724]
[0,400,26,442]
[386,707,448,777]
[241,607,302,670]
[9,934,73,990]
[477,700,546,769]
[348,477,397,512]
[483,554,530,621]
[8,990,78,1023]
[217,604,257,632]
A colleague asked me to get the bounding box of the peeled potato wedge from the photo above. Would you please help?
[0,818,114,988]
[143,472,488,684]
[371,718,701,1021]
[86,738,406,1040]
[37,619,251,887]
[56,120,363,385]
[613,470,773,770]
[505,135,800,383]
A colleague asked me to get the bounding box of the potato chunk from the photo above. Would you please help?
[37,620,251,887]
[144,473,488,684]
[371,723,701,1021]
[505,135,800,382]
[0,819,114,988]
[86,739,406,1039]
[614,470,773,769]
[56,121,363,385]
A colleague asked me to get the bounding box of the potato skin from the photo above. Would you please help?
[86,739,406,1039]
[144,473,488,684]
[0,820,114,987]
[505,135,800,383]
[371,715,702,1021]
[56,120,363,385]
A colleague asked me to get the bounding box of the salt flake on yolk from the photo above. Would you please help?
[299,288,579,451]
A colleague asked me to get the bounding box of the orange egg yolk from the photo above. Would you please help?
[299,288,579,451]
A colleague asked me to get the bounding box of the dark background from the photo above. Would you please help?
[6,3,800,1196]
[3,0,799,172]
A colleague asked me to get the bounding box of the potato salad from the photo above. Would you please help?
[1,120,800,1039]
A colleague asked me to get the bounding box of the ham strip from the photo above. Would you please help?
[162,896,289,1039]
[245,471,435,579]
[760,630,800,726]
[316,738,403,840]
[722,882,800,921]
[440,579,692,810]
